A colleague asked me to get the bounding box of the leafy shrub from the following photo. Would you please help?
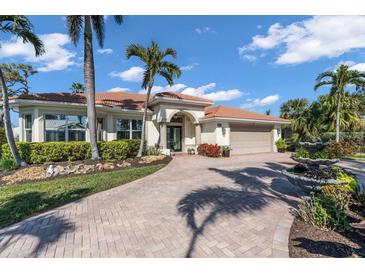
[298,184,352,231]
[327,140,358,159]
[1,140,140,164]
[275,138,288,152]
[0,159,18,171]
[294,148,310,158]
[143,146,161,156]
[197,143,221,157]
[333,167,358,193]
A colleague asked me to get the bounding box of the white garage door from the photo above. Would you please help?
[230,125,272,155]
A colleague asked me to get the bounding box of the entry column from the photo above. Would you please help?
[160,122,167,149]
[195,123,201,146]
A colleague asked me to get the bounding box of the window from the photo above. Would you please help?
[45,114,87,142]
[116,119,142,139]
[23,114,32,142]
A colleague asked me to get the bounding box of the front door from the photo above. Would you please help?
[167,126,182,152]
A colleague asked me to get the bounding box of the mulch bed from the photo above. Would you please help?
[0,156,172,186]
[289,203,365,258]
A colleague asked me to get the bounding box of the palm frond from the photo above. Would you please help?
[67,16,83,46]
[114,16,123,25]
[91,16,105,48]
[315,70,335,82]
[0,15,45,56]
[126,44,148,62]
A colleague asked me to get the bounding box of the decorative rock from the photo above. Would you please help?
[282,170,345,193]
[291,156,339,167]
[117,162,131,168]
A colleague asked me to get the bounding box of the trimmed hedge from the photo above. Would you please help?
[1,140,140,164]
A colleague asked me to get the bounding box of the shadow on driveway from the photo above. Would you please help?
[177,161,299,257]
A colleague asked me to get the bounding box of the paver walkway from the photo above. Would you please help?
[0,153,300,258]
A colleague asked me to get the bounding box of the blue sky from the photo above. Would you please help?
[2,15,365,122]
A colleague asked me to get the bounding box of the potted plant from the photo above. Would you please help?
[275,138,288,153]
[222,146,231,157]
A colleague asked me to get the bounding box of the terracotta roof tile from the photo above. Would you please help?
[204,105,289,123]
[11,91,146,110]
[154,91,212,103]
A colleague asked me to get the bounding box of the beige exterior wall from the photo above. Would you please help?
[201,122,217,144]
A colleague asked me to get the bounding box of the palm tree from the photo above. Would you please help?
[0,16,44,166]
[280,98,309,120]
[314,64,365,142]
[66,16,123,160]
[70,82,85,94]
[126,41,181,157]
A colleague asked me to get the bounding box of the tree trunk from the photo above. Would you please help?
[137,83,153,157]
[0,68,26,166]
[84,16,100,160]
[335,92,341,143]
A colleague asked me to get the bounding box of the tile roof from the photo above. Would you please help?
[154,91,213,103]
[204,105,289,123]
[11,91,147,110]
[10,91,212,109]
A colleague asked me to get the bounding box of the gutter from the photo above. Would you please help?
[5,99,153,115]
[200,116,290,125]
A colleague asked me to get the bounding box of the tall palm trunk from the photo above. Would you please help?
[137,82,153,157]
[335,92,341,143]
[0,68,26,166]
[84,16,100,160]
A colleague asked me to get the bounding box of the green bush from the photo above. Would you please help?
[1,140,140,164]
[143,146,161,156]
[333,167,358,193]
[275,138,288,152]
[298,184,352,231]
[327,140,358,159]
[0,159,18,171]
[294,148,310,158]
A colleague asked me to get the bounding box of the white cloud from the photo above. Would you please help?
[109,66,145,82]
[97,48,113,54]
[181,62,199,71]
[0,33,76,72]
[350,63,365,71]
[107,87,130,92]
[138,83,187,94]
[195,27,216,35]
[241,94,280,109]
[239,16,365,65]
[181,83,245,101]
[241,54,257,62]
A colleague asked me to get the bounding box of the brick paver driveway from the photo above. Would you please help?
[0,153,300,258]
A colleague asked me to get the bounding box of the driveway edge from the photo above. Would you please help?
[272,207,295,258]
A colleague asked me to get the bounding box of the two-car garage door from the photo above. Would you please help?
[230,124,272,155]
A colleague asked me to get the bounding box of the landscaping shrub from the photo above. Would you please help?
[197,143,221,157]
[294,148,310,158]
[275,138,288,152]
[1,140,140,164]
[327,140,358,159]
[298,184,352,231]
[0,159,18,171]
[143,146,161,156]
[333,167,358,193]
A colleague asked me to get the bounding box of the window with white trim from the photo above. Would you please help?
[23,114,32,142]
[116,119,142,139]
[44,114,87,142]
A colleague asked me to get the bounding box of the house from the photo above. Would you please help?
[7,91,289,155]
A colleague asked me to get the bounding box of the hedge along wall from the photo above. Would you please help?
[1,140,140,164]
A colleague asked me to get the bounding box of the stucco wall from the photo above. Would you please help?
[18,106,152,143]
[201,122,217,144]
[271,125,281,152]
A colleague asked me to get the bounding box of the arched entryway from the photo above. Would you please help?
[159,111,201,152]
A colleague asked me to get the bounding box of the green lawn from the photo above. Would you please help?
[0,164,165,228]
[346,154,365,162]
